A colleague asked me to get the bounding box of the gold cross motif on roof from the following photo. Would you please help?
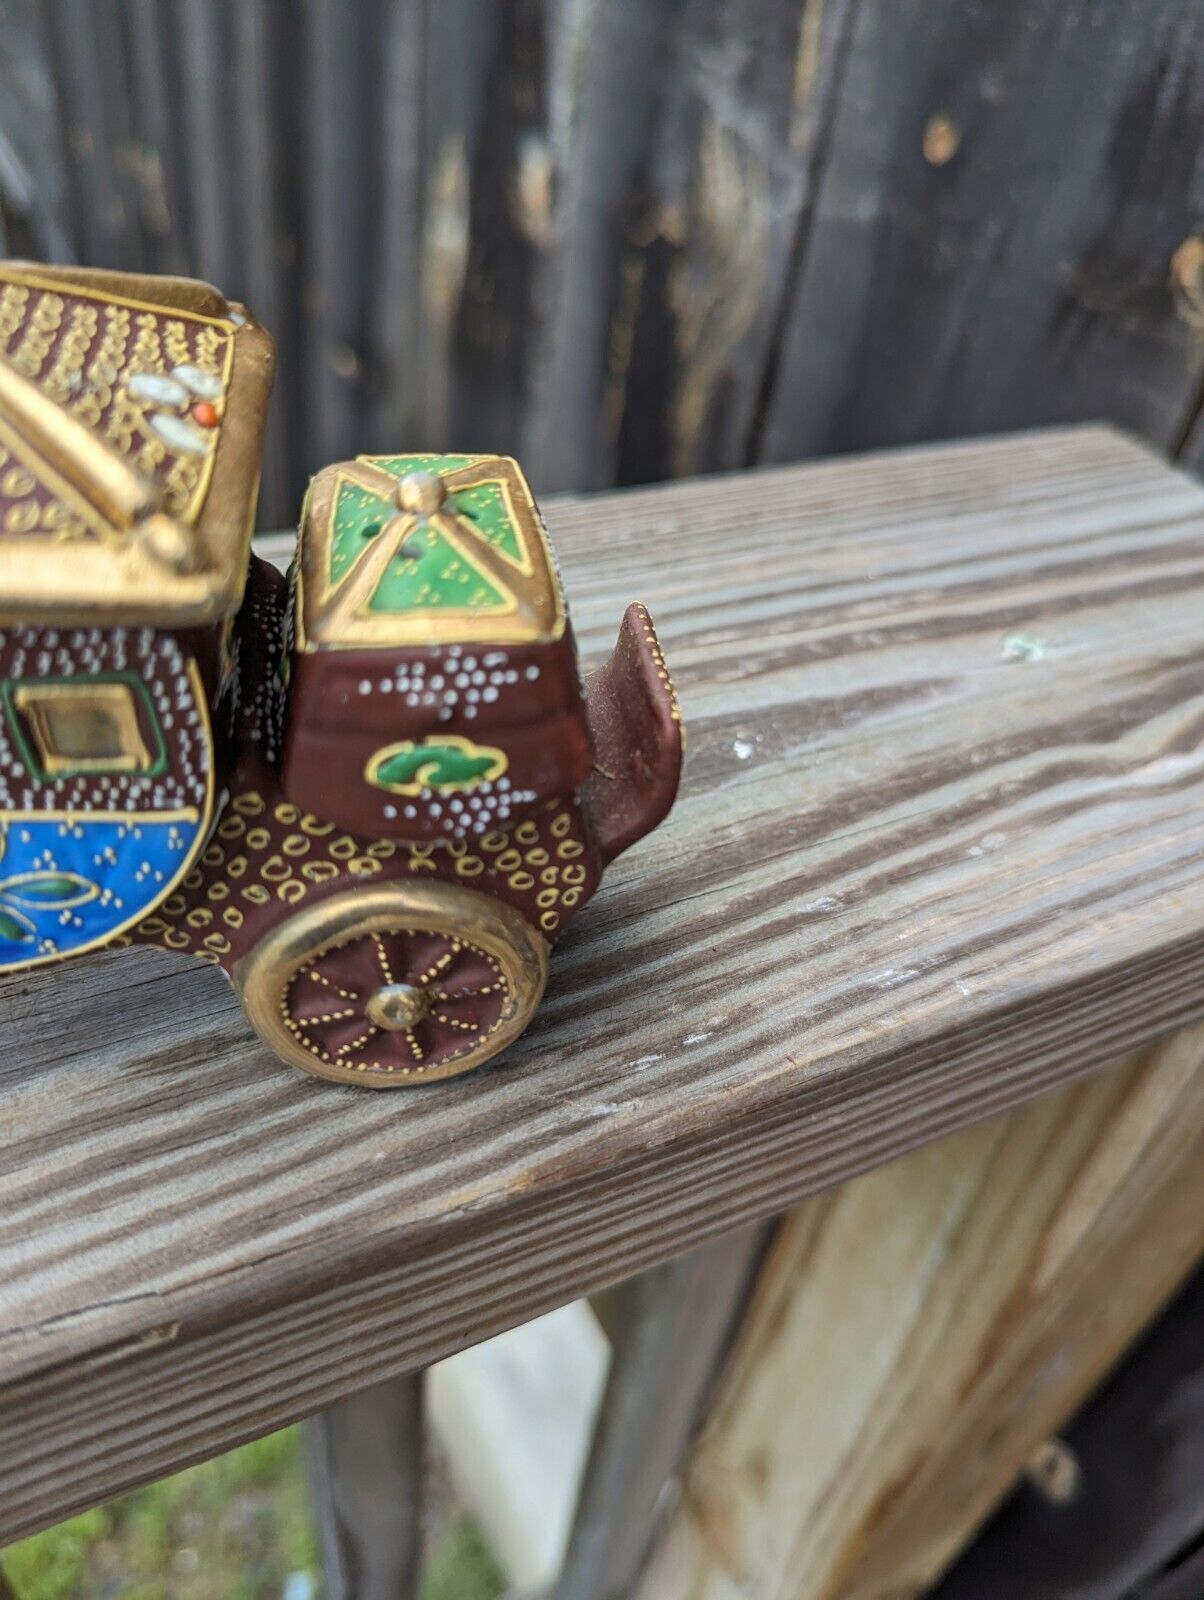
[296,454,567,650]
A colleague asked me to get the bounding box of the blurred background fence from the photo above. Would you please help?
[1,0,1203,528]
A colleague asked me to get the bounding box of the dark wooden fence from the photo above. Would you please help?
[1,0,1203,528]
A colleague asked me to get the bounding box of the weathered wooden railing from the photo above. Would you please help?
[3,426,1204,1596]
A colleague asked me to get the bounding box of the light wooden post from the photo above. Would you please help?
[930,1261,1204,1597]
[637,1027,1204,1600]
[305,1373,423,1600]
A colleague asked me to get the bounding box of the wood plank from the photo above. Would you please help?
[636,1028,1204,1600]
[230,0,291,529]
[365,0,424,450]
[389,0,499,450]
[245,0,305,532]
[552,1228,766,1600]
[522,0,680,492]
[0,0,73,261]
[10,4,1204,510]
[4,428,1204,1537]
[304,1373,423,1600]
[759,0,1204,466]
[39,0,145,269]
[124,0,192,275]
[300,0,381,474]
[176,0,241,291]
[930,1266,1204,1600]
[524,0,856,491]
[429,0,549,457]
[1172,238,1204,477]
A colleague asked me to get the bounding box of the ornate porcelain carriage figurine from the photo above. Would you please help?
[0,262,682,1085]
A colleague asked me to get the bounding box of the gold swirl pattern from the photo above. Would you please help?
[132,791,597,963]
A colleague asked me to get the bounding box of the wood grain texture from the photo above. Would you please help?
[301,0,376,472]
[3,428,1204,1538]
[524,0,857,492]
[7,3,1204,524]
[930,1267,1204,1600]
[636,1028,1204,1600]
[0,0,73,261]
[175,0,236,292]
[123,0,190,276]
[759,0,1204,466]
[40,0,145,271]
[367,0,424,451]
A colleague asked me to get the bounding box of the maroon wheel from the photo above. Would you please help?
[235,881,548,1086]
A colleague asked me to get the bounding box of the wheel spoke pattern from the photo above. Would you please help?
[283,927,509,1078]
[236,881,548,1086]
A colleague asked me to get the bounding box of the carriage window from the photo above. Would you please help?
[6,680,162,779]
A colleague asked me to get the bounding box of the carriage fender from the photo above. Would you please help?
[580,603,683,871]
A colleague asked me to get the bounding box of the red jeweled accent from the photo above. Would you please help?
[191,400,220,427]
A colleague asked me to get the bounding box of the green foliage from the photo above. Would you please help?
[3,1429,314,1600]
[3,1507,107,1600]
[2,1428,504,1600]
[423,1517,505,1600]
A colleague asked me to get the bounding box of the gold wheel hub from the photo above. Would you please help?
[366,982,430,1031]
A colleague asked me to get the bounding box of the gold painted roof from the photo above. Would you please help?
[0,263,275,626]
[295,453,566,650]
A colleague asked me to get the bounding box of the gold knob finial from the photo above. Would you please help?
[396,470,447,517]
[138,512,200,573]
[366,983,431,1032]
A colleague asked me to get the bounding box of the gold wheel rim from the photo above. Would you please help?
[235,881,548,1087]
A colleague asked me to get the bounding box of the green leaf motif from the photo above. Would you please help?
[369,738,508,795]
[0,907,36,944]
[1,872,100,909]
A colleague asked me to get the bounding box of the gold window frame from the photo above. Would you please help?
[11,681,156,776]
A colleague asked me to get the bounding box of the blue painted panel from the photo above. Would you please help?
[0,812,204,969]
